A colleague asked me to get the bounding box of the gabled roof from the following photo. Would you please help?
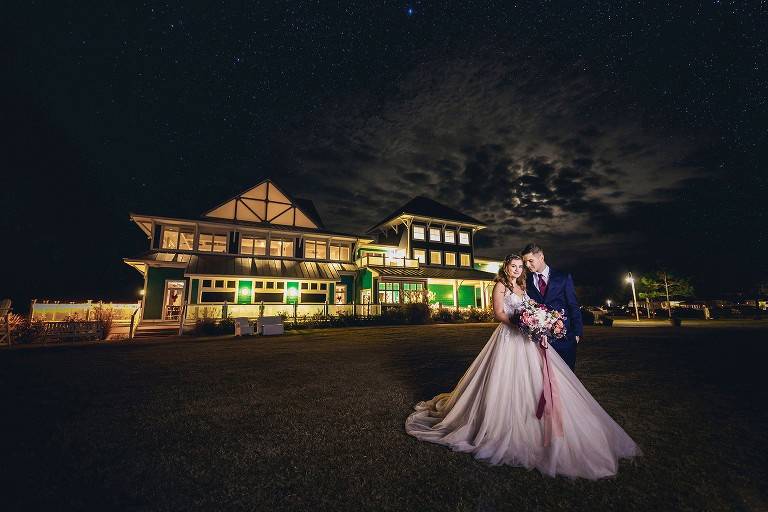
[367,196,485,233]
[203,179,325,229]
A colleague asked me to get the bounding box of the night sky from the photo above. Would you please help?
[3,2,767,309]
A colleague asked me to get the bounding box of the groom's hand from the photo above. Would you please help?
[575,336,580,343]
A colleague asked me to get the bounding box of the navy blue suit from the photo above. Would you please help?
[526,269,583,371]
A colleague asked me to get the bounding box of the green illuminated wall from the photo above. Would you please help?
[143,266,186,320]
[428,284,454,306]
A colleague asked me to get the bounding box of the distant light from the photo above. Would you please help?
[625,275,634,284]
[406,6,414,16]
[606,299,612,307]
[139,289,145,296]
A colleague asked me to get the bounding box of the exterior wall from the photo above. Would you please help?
[458,285,476,308]
[428,284,455,306]
[339,274,355,303]
[144,266,186,320]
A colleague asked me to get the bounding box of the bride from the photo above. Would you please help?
[404,254,641,479]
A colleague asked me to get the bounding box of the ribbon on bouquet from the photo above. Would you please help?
[535,335,564,447]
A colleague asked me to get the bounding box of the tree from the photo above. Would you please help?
[637,271,695,301]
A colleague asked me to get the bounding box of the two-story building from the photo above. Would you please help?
[124,179,499,323]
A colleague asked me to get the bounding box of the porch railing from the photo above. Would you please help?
[355,255,419,268]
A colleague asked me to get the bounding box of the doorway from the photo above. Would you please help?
[163,280,186,320]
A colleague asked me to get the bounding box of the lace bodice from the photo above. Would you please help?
[502,289,528,317]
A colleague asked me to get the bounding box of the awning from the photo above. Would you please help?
[368,265,496,281]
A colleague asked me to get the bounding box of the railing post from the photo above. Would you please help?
[293,301,298,325]
[178,301,187,336]
[129,308,139,340]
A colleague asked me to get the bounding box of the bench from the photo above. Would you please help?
[257,316,284,336]
[234,317,254,336]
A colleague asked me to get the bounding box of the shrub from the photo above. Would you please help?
[402,303,431,324]
[431,308,463,323]
[91,305,115,340]
[465,307,495,323]
[191,315,234,336]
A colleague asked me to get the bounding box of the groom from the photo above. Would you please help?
[522,243,583,371]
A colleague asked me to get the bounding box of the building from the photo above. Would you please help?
[124,179,499,323]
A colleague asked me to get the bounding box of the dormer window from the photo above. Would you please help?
[413,225,425,240]
[199,232,227,253]
[459,231,470,245]
[429,227,441,242]
[161,226,195,250]
[444,229,455,244]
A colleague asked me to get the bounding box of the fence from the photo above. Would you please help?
[30,300,141,323]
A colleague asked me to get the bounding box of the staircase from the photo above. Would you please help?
[133,320,181,340]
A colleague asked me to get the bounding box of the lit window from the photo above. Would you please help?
[413,249,426,263]
[413,225,425,240]
[305,240,327,259]
[329,243,351,261]
[241,236,267,255]
[444,229,455,244]
[378,282,401,304]
[459,231,470,245]
[199,233,228,253]
[445,252,456,266]
[161,226,195,250]
[270,239,294,257]
[429,250,441,265]
[429,228,441,242]
[460,253,471,266]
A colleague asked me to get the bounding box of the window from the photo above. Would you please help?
[199,233,228,253]
[255,281,264,289]
[304,240,327,259]
[277,282,285,289]
[310,282,318,290]
[320,283,327,290]
[161,226,195,250]
[329,242,351,261]
[429,250,442,265]
[413,225,425,240]
[200,278,236,303]
[270,239,294,257]
[413,249,426,263]
[445,252,456,266]
[459,231,470,245]
[266,282,274,289]
[301,282,309,290]
[460,253,471,266]
[378,282,401,304]
[402,282,425,303]
[429,227,441,242]
[444,229,456,244]
[241,235,267,255]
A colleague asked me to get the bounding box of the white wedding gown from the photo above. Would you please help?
[405,289,641,479]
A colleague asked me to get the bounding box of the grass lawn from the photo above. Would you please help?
[1,324,767,511]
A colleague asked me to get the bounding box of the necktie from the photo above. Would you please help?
[538,273,548,297]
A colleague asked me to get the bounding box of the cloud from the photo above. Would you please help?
[284,49,710,263]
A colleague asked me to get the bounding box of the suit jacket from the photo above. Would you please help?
[526,268,583,339]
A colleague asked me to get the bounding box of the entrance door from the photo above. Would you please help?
[163,280,186,320]
[334,284,347,304]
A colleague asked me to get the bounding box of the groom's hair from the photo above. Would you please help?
[521,243,543,256]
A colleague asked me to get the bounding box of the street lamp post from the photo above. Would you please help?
[663,272,672,319]
[626,272,640,322]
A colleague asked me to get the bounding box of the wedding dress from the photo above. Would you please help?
[405,288,641,479]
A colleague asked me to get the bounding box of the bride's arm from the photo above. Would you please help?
[492,282,514,328]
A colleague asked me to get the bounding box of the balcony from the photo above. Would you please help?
[355,255,419,268]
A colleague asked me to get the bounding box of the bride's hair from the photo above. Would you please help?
[494,253,527,292]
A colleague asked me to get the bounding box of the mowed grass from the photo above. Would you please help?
[1,324,767,511]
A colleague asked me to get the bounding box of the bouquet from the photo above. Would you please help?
[516,298,567,349]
